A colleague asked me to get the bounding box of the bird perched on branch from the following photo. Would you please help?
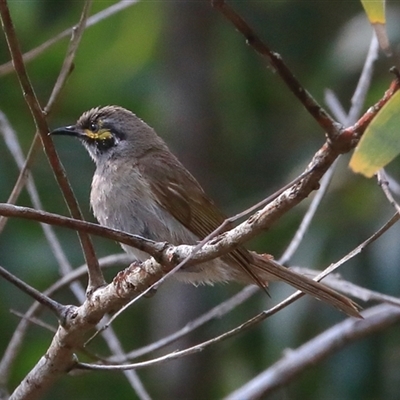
[51,105,360,317]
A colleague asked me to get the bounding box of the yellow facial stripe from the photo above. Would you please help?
[84,128,112,140]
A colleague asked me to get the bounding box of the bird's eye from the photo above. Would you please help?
[90,122,98,132]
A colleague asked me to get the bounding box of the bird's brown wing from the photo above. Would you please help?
[139,150,231,239]
[138,151,262,281]
[138,151,360,317]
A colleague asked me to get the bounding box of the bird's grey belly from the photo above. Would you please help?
[90,168,234,284]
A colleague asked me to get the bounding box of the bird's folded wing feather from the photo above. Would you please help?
[138,151,361,318]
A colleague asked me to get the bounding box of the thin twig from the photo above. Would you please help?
[0,0,140,77]
[10,310,57,334]
[0,254,130,382]
[76,310,272,372]
[0,265,66,319]
[317,212,400,280]
[0,0,104,291]
[212,0,342,139]
[281,31,380,265]
[106,286,258,361]
[279,162,337,265]
[299,270,400,306]
[0,132,41,233]
[347,32,380,125]
[44,1,92,113]
[340,72,400,148]
[377,170,400,214]
[225,304,400,400]
[0,1,90,231]
[0,203,162,256]
[324,89,348,123]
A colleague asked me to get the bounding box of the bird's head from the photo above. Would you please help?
[50,105,165,164]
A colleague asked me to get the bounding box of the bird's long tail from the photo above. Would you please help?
[250,253,361,318]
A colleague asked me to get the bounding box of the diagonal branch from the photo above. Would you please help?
[44,0,92,113]
[0,0,104,291]
[0,265,66,319]
[212,0,342,139]
[0,0,140,77]
[225,304,400,400]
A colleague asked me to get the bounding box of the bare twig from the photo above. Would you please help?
[0,265,66,319]
[299,270,400,306]
[0,203,163,256]
[340,71,400,148]
[281,32,380,265]
[325,89,348,123]
[347,32,380,125]
[44,1,92,113]
[225,304,400,400]
[107,286,258,361]
[0,131,41,234]
[377,170,400,214]
[10,310,57,334]
[212,0,342,139]
[0,254,130,383]
[76,305,277,372]
[0,0,90,231]
[0,0,140,77]
[316,212,400,280]
[0,112,73,279]
[382,171,400,196]
[279,162,337,265]
[0,0,104,291]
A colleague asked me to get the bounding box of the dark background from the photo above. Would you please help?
[1,1,400,399]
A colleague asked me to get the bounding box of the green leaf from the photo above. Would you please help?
[350,90,400,177]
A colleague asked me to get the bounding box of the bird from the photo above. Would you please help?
[50,105,360,317]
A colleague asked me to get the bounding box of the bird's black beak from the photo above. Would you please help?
[49,125,85,138]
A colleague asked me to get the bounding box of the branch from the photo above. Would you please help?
[281,31,380,265]
[225,304,400,400]
[44,1,92,113]
[0,0,140,77]
[377,170,400,214]
[0,265,66,319]
[0,254,130,383]
[212,0,341,139]
[0,0,104,291]
[107,286,259,361]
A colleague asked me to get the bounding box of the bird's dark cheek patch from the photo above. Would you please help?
[84,129,113,140]
[96,137,116,152]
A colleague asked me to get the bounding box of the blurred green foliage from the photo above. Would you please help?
[1,1,400,399]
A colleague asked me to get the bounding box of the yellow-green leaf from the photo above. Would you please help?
[360,0,391,55]
[350,90,400,177]
[361,0,385,24]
